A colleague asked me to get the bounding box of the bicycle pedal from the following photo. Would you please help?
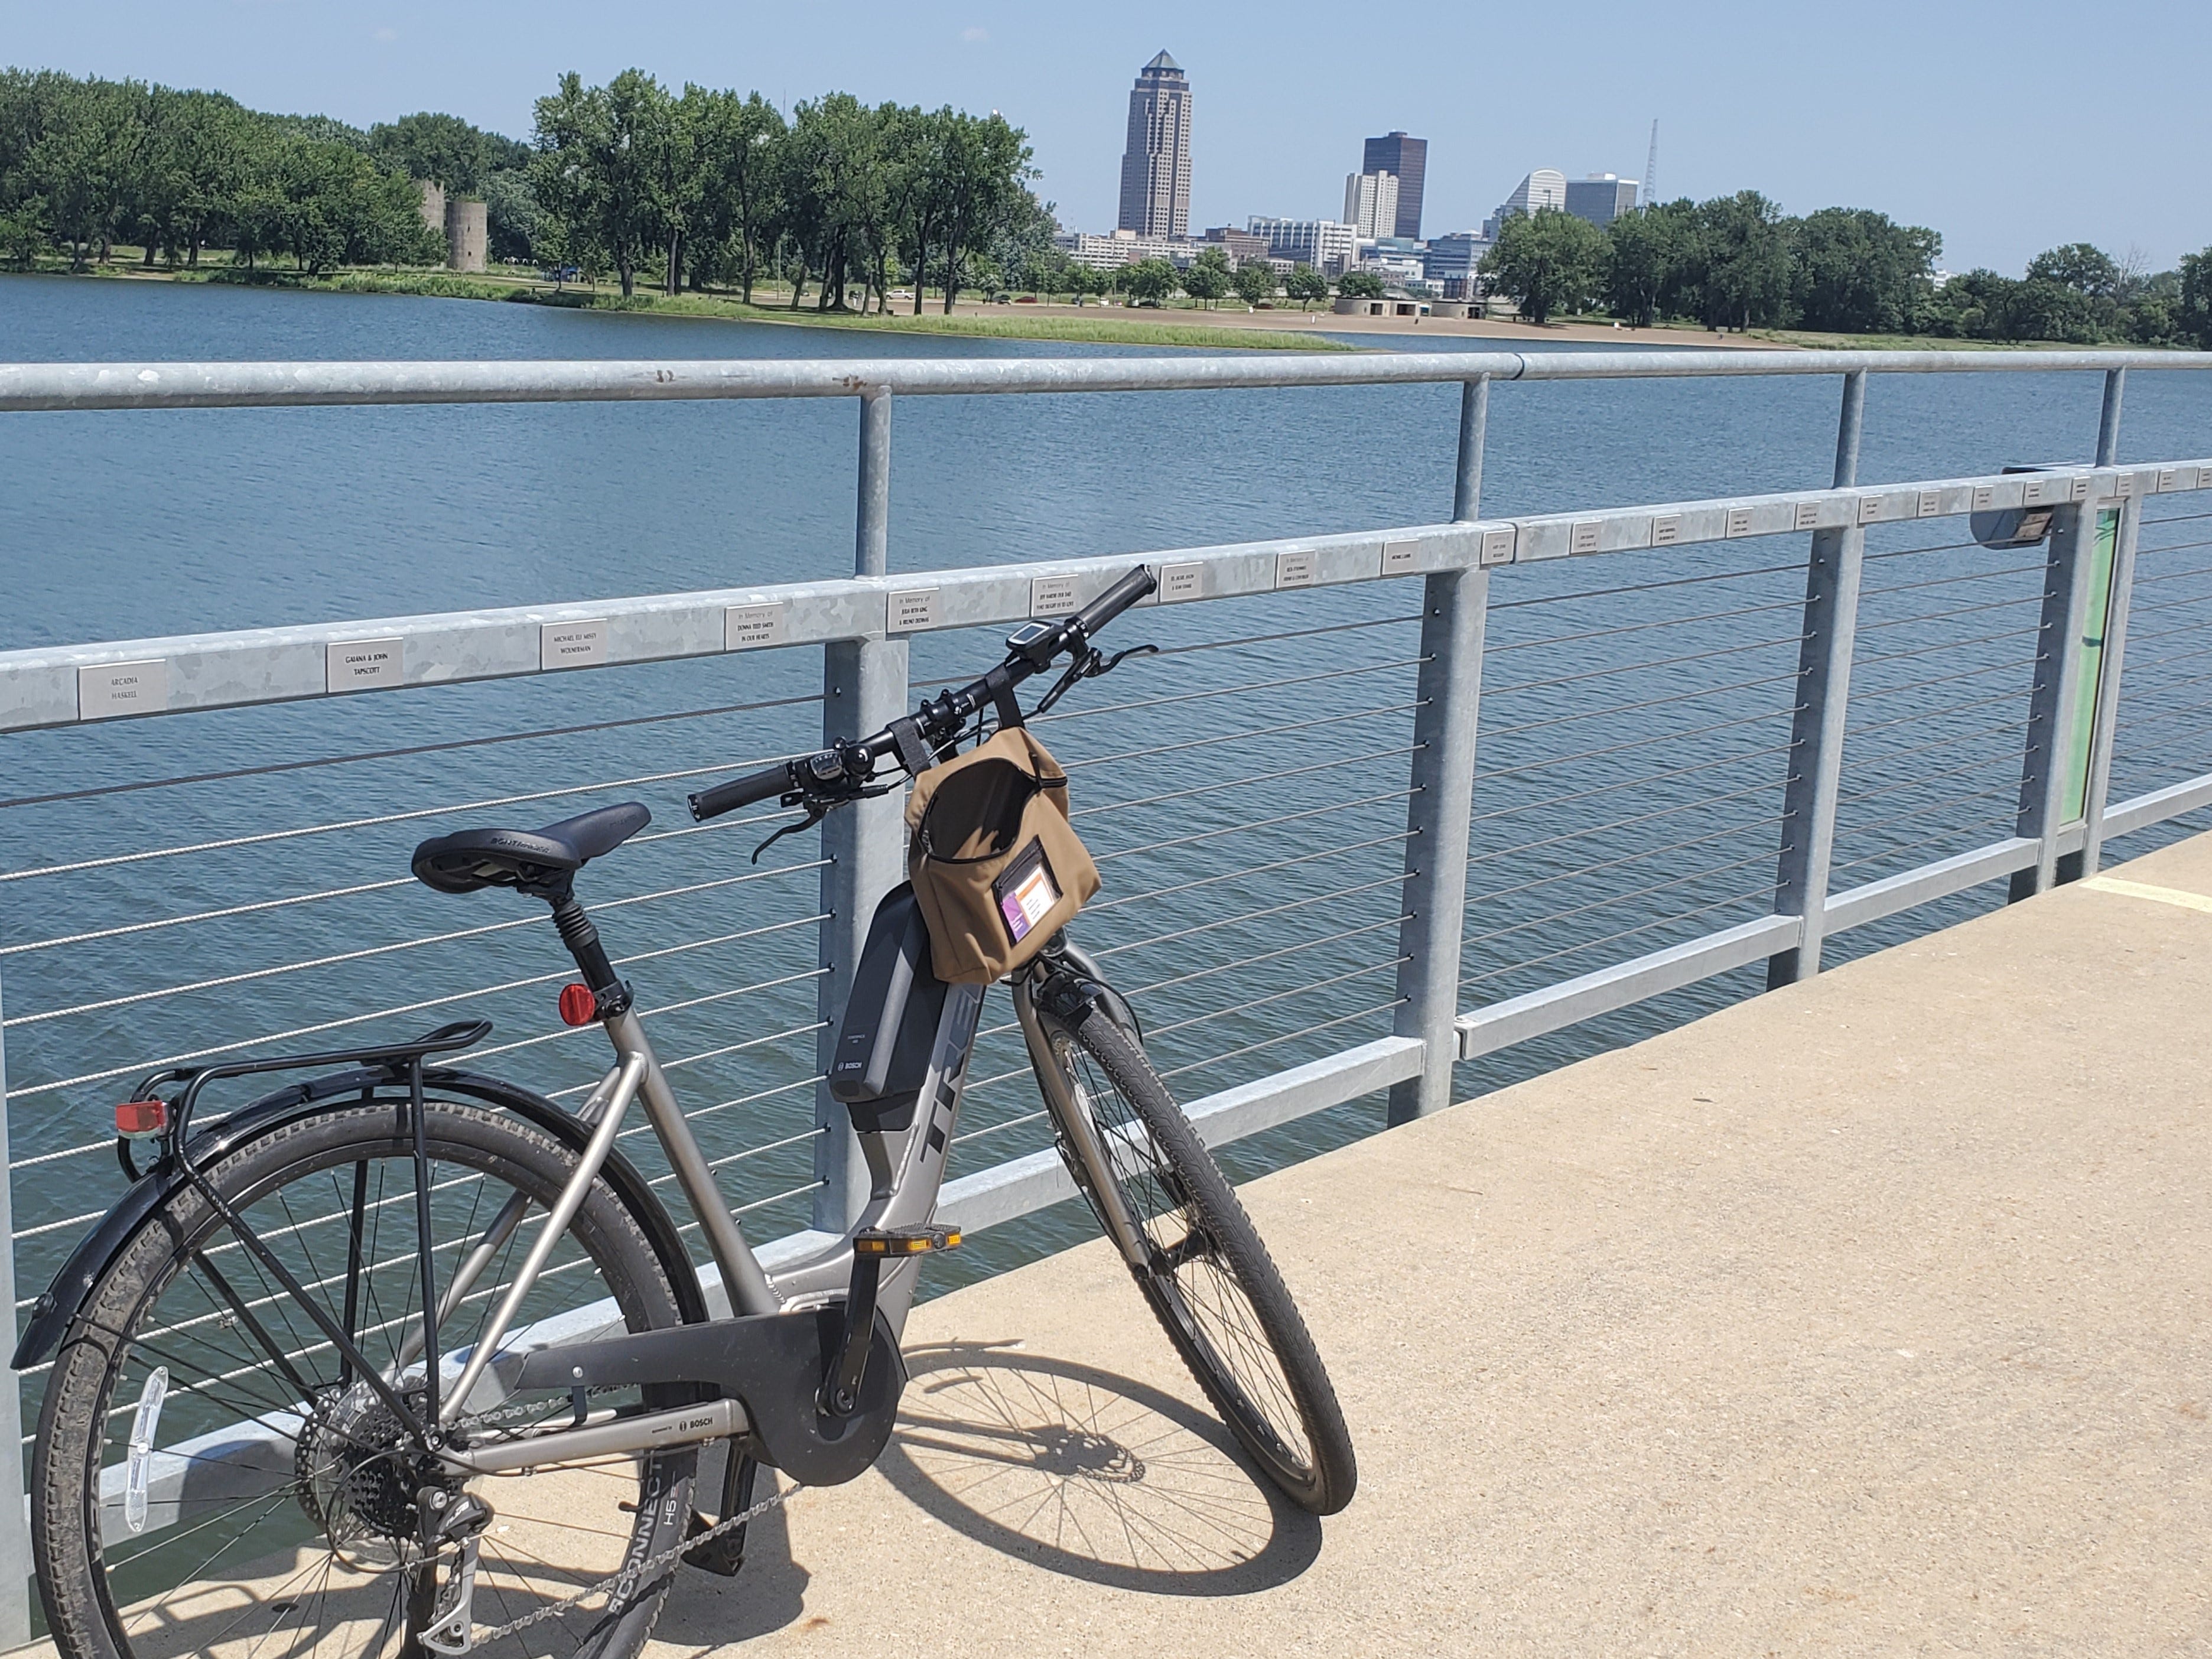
[852,1224,962,1257]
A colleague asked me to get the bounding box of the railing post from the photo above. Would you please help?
[2077,490,2142,879]
[814,388,906,1234]
[2096,367,2126,467]
[1765,371,1866,986]
[1388,376,1490,1125]
[0,975,29,1646]
[855,386,892,578]
[2009,499,2099,899]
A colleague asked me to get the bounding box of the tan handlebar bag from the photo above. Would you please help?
[905,728,1101,984]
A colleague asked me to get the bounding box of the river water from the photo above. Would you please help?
[2,273,2209,1303]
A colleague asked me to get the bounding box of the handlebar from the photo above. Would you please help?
[688,562,1157,823]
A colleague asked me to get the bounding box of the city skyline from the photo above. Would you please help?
[4,1,2202,272]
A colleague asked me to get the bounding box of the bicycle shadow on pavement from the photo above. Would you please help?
[646,1445,812,1650]
[871,1340,1323,1595]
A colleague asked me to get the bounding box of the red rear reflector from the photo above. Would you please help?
[558,984,598,1027]
[116,1100,168,1137]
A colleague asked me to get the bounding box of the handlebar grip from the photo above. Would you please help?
[688,762,796,822]
[1072,564,1159,638]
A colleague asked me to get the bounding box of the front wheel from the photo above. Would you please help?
[1038,1003,1358,1515]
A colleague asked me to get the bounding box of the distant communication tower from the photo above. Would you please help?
[1641,119,1660,209]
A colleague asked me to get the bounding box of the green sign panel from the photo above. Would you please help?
[2062,506,2122,824]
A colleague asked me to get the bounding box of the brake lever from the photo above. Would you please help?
[747,779,902,863]
[1030,641,1159,720]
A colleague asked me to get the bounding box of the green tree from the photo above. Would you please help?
[1603,200,1687,327]
[1123,256,1176,303]
[367,112,523,194]
[2179,249,2212,349]
[681,86,784,301]
[1283,262,1328,309]
[1479,207,1605,324]
[1791,207,1940,334]
[1182,246,1230,307]
[531,69,669,298]
[2026,242,2122,298]
[1336,269,1385,299]
[1695,190,1792,329]
[1232,258,1277,307]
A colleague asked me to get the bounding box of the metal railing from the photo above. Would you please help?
[1,344,2209,1638]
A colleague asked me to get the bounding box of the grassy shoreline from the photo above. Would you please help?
[25,262,1357,351]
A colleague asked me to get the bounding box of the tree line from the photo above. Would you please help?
[1481,193,2212,347]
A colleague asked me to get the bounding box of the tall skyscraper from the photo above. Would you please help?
[1362,131,1427,240]
[1484,168,1567,239]
[1564,174,1640,228]
[1118,51,1192,239]
[1343,171,1401,240]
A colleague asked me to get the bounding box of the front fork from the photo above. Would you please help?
[1011,942,1154,1272]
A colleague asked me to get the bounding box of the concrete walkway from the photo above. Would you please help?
[649,832,2212,1658]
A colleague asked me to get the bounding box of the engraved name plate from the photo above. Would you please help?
[1650,515,1681,547]
[540,620,606,671]
[889,588,941,632]
[1725,506,1755,538]
[325,638,403,693]
[1029,575,1080,616]
[79,659,169,719]
[1381,539,1420,574]
[1479,527,1516,566]
[724,602,788,649]
[1275,550,1317,588]
[1159,562,1205,602]
[1794,502,1821,531]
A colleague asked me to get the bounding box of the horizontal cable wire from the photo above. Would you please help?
[1074,744,1419,822]
[1481,633,1807,700]
[950,1109,1047,1149]
[1472,742,1797,825]
[1484,595,1808,656]
[1122,913,1414,1004]
[1476,705,1799,789]
[1488,560,1806,612]
[1143,613,1420,659]
[1139,957,1413,1045]
[1845,719,2027,770]
[1157,998,1406,1085]
[1827,824,2010,880]
[1851,626,2043,672]
[1465,847,1781,951]
[1462,884,1777,989]
[1848,688,2029,739]
[1035,657,1422,730]
[1850,651,2045,703]
[1864,561,2049,599]
[1855,590,2052,633]
[0,753,806,886]
[1091,788,1416,866]
[0,693,824,814]
[1087,831,1413,918]
[1066,699,1417,773]
[1478,671,1800,741]
[1842,748,2028,809]
[1093,872,1413,961]
[623,1073,820,1137]
[1469,775,1790,868]
[1467,811,1784,907]
[5,861,827,1030]
[1860,536,1995,563]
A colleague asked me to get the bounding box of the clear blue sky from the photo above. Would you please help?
[7,0,2206,274]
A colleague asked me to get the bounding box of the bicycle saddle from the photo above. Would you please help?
[411,802,651,896]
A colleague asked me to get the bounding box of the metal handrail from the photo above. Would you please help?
[2,346,2209,412]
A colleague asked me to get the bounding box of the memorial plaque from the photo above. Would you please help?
[1725,506,1755,538]
[2070,474,2093,502]
[2198,466,2212,490]
[1381,539,1420,574]
[1479,527,1516,566]
[2022,478,2048,505]
[1794,502,1821,531]
[724,602,788,649]
[889,588,941,632]
[1973,485,1996,511]
[1029,575,1080,616]
[539,620,606,671]
[1159,562,1205,602]
[1917,490,1943,518]
[325,637,403,693]
[1650,515,1681,547]
[1569,521,1603,555]
[1275,550,1317,588]
[2156,468,2180,493]
[1858,495,1884,524]
[79,659,168,720]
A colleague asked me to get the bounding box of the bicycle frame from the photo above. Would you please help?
[412,928,1143,1476]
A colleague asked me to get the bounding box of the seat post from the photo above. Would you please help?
[548,890,630,1015]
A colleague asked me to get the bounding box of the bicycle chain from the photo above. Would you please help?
[458,1473,796,1648]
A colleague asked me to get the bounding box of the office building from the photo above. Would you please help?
[1362,131,1428,239]
[1342,171,1401,241]
[1059,229,1197,271]
[1203,226,1273,268]
[1247,216,1357,276]
[1565,174,1639,228]
[1423,231,1489,287]
[1118,51,1193,239]
[1483,168,1567,239]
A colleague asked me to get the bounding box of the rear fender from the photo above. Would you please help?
[11,1066,703,1370]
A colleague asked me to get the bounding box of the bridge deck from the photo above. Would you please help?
[650,830,2212,1657]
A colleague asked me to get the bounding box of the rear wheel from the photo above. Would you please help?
[1039,1004,1357,1515]
[32,1099,695,1659]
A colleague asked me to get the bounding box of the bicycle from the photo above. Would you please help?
[15,563,1357,1659]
